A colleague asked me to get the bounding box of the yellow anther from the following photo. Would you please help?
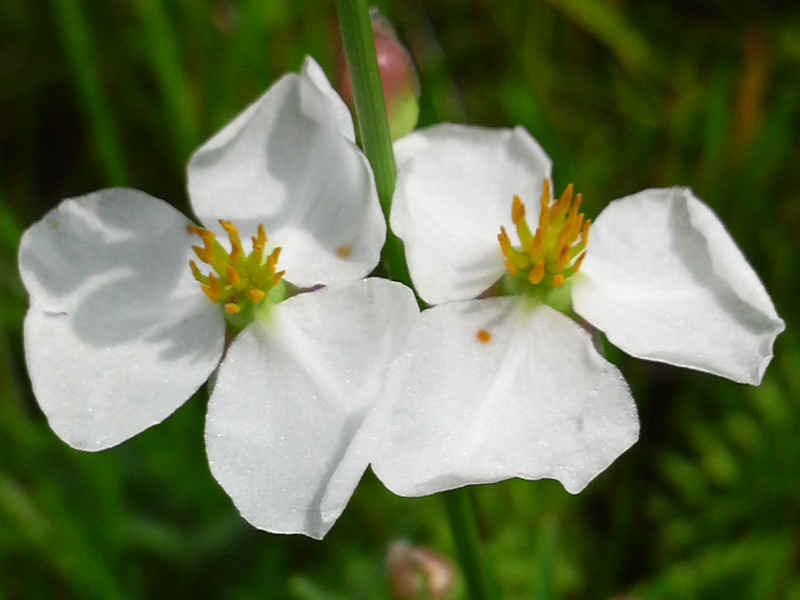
[538,180,551,230]
[504,260,518,277]
[531,230,542,255]
[498,227,511,256]
[267,247,282,270]
[581,219,591,247]
[557,245,570,268]
[511,195,525,224]
[188,221,286,317]
[557,184,573,215]
[570,251,586,274]
[219,219,238,236]
[499,181,589,290]
[201,285,219,303]
[528,261,544,285]
[189,260,204,282]
[208,273,220,294]
[569,192,582,222]
[192,243,211,263]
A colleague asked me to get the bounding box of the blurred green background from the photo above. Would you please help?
[2,0,799,598]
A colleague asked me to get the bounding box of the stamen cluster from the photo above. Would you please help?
[188,220,284,315]
[498,180,590,289]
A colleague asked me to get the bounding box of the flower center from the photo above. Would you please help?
[188,220,285,325]
[497,180,590,290]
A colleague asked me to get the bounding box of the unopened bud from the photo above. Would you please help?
[338,8,420,140]
[387,540,455,599]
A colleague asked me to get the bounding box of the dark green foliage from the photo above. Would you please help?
[1,1,798,597]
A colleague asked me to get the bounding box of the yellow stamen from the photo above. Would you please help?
[504,260,518,277]
[528,261,544,285]
[188,220,286,318]
[511,195,525,224]
[581,219,591,247]
[498,181,590,290]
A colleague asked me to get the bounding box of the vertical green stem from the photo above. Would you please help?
[51,0,128,186]
[442,489,496,600]
[334,0,410,285]
[334,3,494,598]
[333,0,395,210]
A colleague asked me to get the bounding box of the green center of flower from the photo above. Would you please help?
[497,180,590,291]
[188,220,286,328]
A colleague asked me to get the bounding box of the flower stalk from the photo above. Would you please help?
[334,2,494,598]
[334,0,411,286]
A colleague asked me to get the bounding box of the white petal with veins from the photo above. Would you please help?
[371,296,639,496]
[188,60,384,288]
[19,189,225,450]
[206,278,419,538]
[391,124,552,305]
[573,187,784,384]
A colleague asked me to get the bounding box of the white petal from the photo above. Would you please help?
[371,297,639,496]
[573,187,784,384]
[205,278,418,538]
[300,55,356,141]
[187,66,384,288]
[391,124,552,305]
[18,189,225,450]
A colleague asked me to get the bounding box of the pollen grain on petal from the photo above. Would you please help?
[336,244,352,258]
[476,329,491,344]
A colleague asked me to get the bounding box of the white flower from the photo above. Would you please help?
[18,57,418,539]
[371,123,784,497]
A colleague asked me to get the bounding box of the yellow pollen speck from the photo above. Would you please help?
[225,303,241,314]
[336,245,352,258]
[498,181,589,289]
[477,329,491,344]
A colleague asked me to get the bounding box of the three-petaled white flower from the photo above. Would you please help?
[370,124,785,497]
[18,57,418,539]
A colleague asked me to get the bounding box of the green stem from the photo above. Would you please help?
[334,3,493,597]
[442,489,496,600]
[334,0,410,285]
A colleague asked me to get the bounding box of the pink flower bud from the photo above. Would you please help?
[338,8,420,140]
[387,540,455,599]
